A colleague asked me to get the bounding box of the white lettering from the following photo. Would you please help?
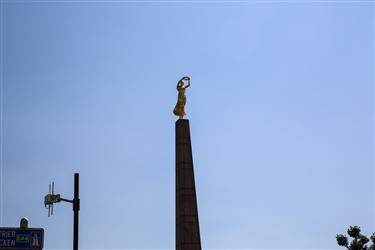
[0,239,16,246]
[0,231,15,237]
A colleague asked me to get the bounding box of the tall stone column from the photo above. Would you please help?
[176,119,201,250]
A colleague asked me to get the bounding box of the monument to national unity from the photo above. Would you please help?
[173,76,202,250]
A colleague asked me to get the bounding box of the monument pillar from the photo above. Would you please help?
[176,118,201,250]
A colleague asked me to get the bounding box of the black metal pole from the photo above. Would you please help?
[73,173,80,250]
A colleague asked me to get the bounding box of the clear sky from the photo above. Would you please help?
[0,0,373,249]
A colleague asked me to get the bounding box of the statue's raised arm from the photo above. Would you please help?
[182,76,190,88]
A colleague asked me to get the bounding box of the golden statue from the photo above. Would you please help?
[173,76,190,119]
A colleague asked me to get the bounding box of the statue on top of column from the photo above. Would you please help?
[173,76,190,119]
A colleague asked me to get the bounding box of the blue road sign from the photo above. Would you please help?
[0,228,44,250]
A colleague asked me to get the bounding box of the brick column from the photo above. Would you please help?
[176,119,201,250]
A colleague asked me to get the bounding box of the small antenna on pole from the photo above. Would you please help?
[51,182,54,216]
[44,181,60,217]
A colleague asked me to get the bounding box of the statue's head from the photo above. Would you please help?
[178,80,184,88]
[20,218,29,228]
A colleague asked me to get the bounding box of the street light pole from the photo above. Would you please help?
[44,173,80,250]
[73,173,80,250]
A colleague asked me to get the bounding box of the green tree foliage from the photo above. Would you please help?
[337,226,375,250]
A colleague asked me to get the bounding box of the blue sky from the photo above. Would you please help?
[0,0,373,249]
